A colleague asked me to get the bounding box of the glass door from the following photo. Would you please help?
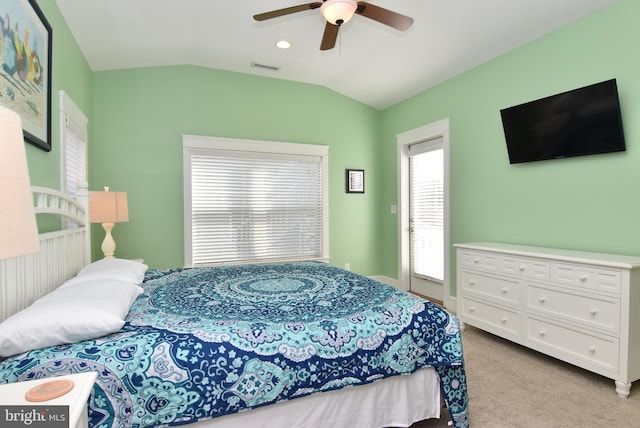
[409,138,444,301]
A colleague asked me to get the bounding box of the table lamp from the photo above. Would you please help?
[0,106,40,259]
[89,187,129,258]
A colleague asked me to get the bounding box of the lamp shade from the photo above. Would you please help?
[321,0,357,25]
[0,106,40,259]
[89,188,129,223]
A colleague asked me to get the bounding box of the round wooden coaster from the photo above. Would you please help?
[25,379,75,402]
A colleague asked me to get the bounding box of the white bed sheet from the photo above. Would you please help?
[184,367,441,428]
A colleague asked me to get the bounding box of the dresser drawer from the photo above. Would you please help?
[460,296,522,337]
[459,250,499,272]
[552,263,621,294]
[460,270,521,306]
[500,256,550,280]
[526,316,619,373]
[526,283,620,333]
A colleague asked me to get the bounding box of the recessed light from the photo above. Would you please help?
[275,40,292,49]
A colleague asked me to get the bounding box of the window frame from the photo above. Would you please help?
[182,134,330,267]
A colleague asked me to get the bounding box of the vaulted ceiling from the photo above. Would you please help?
[55,0,617,109]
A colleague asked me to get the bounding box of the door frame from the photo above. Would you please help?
[396,118,452,310]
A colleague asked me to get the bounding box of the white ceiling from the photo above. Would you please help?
[54,0,617,110]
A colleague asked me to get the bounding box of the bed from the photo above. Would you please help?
[0,186,469,428]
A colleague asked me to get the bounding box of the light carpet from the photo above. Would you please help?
[411,325,639,428]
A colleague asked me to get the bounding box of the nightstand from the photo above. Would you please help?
[0,372,97,428]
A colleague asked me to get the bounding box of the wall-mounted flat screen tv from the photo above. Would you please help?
[500,79,625,164]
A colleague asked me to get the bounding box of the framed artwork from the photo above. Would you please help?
[346,169,365,193]
[0,0,52,151]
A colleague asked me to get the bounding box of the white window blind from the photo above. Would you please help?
[59,91,88,198]
[183,136,329,267]
[409,138,444,281]
[64,127,86,197]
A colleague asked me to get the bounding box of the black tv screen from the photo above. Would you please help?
[500,79,625,164]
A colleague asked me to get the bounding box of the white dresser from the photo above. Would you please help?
[455,242,640,398]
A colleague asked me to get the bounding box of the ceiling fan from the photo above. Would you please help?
[253,0,414,51]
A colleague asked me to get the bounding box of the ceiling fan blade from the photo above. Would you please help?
[320,22,340,50]
[254,2,322,21]
[355,2,414,31]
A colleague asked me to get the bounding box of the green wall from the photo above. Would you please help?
[90,66,381,270]
[26,1,92,188]
[27,0,640,290]
[379,0,640,295]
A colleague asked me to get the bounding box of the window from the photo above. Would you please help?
[59,91,88,198]
[409,139,444,281]
[183,135,329,267]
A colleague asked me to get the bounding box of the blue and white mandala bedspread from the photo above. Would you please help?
[0,262,468,428]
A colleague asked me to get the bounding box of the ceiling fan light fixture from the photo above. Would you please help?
[321,0,357,26]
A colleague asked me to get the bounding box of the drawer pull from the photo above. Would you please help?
[469,306,475,313]
[538,296,547,304]
[501,287,508,294]
[589,308,598,316]
[473,258,479,264]
[580,275,587,282]
[469,280,476,286]
[519,265,525,272]
[538,329,546,337]
[589,346,597,353]
[500,317,508,324]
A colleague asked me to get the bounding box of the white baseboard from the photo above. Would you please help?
[368,275,400,289]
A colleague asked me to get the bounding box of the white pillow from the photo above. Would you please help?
[67,258,148,287]
[0,278,143,357]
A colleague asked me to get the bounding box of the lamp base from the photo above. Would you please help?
[101,222,117,258]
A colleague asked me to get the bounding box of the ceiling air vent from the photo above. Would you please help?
[251,62,280,71]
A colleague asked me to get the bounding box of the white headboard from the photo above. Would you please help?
[0,185,90,322]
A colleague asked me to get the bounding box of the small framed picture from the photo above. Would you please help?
[346,169,364,193]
